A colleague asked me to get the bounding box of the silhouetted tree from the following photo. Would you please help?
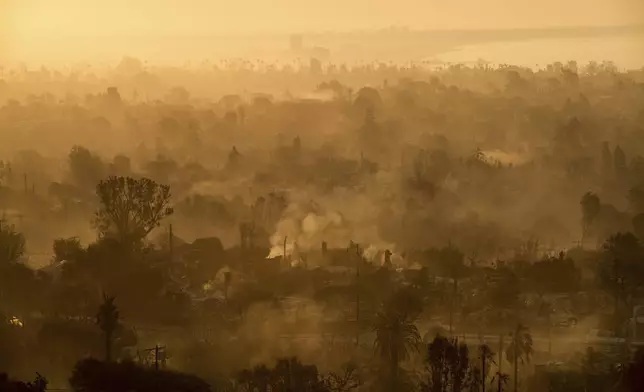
[491,372,509,392]
[633,213,644,240]
[614,145,627,174]
[528,254,581,299]
[52,237,83,263]
[437,243,467,334]
[447,339,471,392]
[105,87,122,105]
[373,292,421,391]
[94,176,172,248]
[629,185,644,213]
[422,334,450,392]
[353,87,382,114]
[479,344,495,392]
[0,222,25,265]
[323,362,361,392]
[237,357,326,392]
[580,192,601,245]
[96,294,119,362]
[623,348,644,392]
[505,324,533,392]
[421,335,471,392]
[598,232,644,331]
[228,146,241,168]
[69,145,106,189]
[69,358,210,392]
[0,373,47,392]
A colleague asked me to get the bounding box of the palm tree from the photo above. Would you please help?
[96,293,119,362]
[505,324,533,392]
[439,243,466,335]
[479,344,496,392]
[373,302,421,391]
[491,372,509,392]
[580,192,600,246]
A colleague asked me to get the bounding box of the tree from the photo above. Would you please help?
[479,344,495,392]
[69,358,210,392]
[387,286,424,320]
[528,254,581,300]
[373,293,421,391]
[623,348,644,392]
[633,213,644,240]
[0,373,47,392]
[446,339,470,392]
[237,364,271,392]
[94,176,172,247]
[421,335,471,392]
[52,237,83,263]
[69,145,106,189]
[598,232,644,331]
[96,294,119,362]
[491,372,509,392]
[601,142,612,175]
[324,362,361,392]
[0,224,28,312]
[353,87,382,114]
[505,324,533,392]
[0,222,25,265]
[0,312,24,374]
[236,357,326,392]
[438,243,467,335]
[580,192,601,246]
[422,334,450,392]
[614,145,627,174]
[628,185,644,213]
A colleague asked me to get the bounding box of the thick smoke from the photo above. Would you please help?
[267,199,350,259]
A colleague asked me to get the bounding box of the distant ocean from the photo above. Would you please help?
[432,34,644,70]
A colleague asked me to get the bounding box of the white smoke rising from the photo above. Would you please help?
[361,244,403,266]
[266,202,350,259]
[481,149,531,166]
[265,183,406,265]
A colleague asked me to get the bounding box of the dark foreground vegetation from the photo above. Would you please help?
[1,59,644,391]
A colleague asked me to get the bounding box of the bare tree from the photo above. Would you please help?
[94,176,172,247]
[0,222,25,265]
[324,362,361,392]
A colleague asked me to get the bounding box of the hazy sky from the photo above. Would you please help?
[2,0,644,65]
[5,0,644,37]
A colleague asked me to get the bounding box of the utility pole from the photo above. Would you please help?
[449,301,453,336]
[513,329,518,392]
[168,224,174,263]
[355,242,361,347]
[498,334,504,375]
[140,345,166,370]
[154,345,159,370]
